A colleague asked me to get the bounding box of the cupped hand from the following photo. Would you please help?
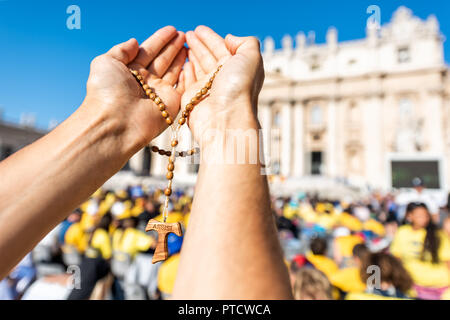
[180,26,265,145]
[85,26,186,149]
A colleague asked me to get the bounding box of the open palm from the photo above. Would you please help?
[86,26,186,148]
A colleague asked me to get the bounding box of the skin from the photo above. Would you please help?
[0,25,293,299]
[410,207,430,230]
[0,26,186,278]
[172,26,292,299]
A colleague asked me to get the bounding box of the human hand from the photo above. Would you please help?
[84,26,186,151]
[181,26,265,146]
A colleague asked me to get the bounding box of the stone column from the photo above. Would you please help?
[427,90,445,154]
[293,101,304,177]
[362,94,383,188]
[150,128,170,177]
[327,99,337,177]
[280,102,292,177]
[175,125,193,180]
[129,147,145,174]
[258,102,272,168]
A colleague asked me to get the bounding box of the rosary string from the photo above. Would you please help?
[130,65,222,223]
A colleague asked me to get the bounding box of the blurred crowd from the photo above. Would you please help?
[1,178,450,300]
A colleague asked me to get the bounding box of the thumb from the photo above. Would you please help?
[225,34,261,57]
[105,38,139,65]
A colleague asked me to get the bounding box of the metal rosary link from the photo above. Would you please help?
[130,65,223,223]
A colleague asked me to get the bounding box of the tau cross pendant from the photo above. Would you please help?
[145,219,183,263]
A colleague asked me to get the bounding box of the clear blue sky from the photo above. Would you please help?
[1,0,449,129]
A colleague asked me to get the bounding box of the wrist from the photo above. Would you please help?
[196,102,261,165]
[78,97,143,159]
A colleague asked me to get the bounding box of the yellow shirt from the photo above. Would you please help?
[345,292,409,300]
[335,235,364,258]
[339,213,363,232]
[306,252,338,279]
[154,212,184,224]
[363,219,385,237]
[64,222,88,253]
[158,253,180,295]
[112,228,154,258]
[390,225,450,287]
[85,229,112,260]
[330,267,366,293]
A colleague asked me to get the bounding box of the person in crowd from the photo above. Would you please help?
[293,267,333,300]
[346,252,413,300]
[332,227,364,267]
[157,233,183,299]
[305,237,338,280]
[396,177,440,223]
[330,243,370,297]
[390,202,450,299]
[67,213,113,300]
[0,25,293,299]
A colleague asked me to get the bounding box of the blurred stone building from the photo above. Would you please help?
[0,120,45,161]
[126,6,449,192]
[257,6,450,190]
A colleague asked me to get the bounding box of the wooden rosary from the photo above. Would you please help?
[129,65,222,263]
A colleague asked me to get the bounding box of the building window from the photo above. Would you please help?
[311,105,322,125]
[310,55,320,71]
[397,47,410,63]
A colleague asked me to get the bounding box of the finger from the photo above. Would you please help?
[194,25,231,61]
[105,38,139,65]
[176,71,185,94]
[185,31,217,73]
[183,61,196,88]
[225,34,261,58]
[187,49,205,79]
[148,31,185,77]
[162,47,187,86]
[133,26,178,68]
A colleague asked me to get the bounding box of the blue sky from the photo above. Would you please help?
[1,0,449,129]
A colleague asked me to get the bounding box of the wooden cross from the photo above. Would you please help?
[145,219,182,264]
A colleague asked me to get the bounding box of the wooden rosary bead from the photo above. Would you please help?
[171,140,178,147]
[166,118,173,125]
[161,111,169,118]
[151,146,159,153]
[191,97,198,103]
[137,75,143,81]
[196,92,202,99]
[154,97,161,104]
[158,150,166,155]
[179,151,185,157]
[164,188,172,196]
[182,111,189,118]
[185,103,193,112]
[149,93,156,100]
[201,88,208,95]
[168,163,175,171]
[159,104,166,111]
[165,151,171,156]
[142,84,150,90]
[166,171,173,180]
[178,118,186,125]
[131,70,139,76]
[187,149,194,156]
[206,81,212,89]
[145,89,152,96]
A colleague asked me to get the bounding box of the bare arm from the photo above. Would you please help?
[172,27,293,299]
[0,26,186,278]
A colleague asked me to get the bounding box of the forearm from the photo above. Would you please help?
[173,107,293,299]
[0,98,139,278]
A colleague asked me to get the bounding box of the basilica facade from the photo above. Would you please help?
[129,7,450,191]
